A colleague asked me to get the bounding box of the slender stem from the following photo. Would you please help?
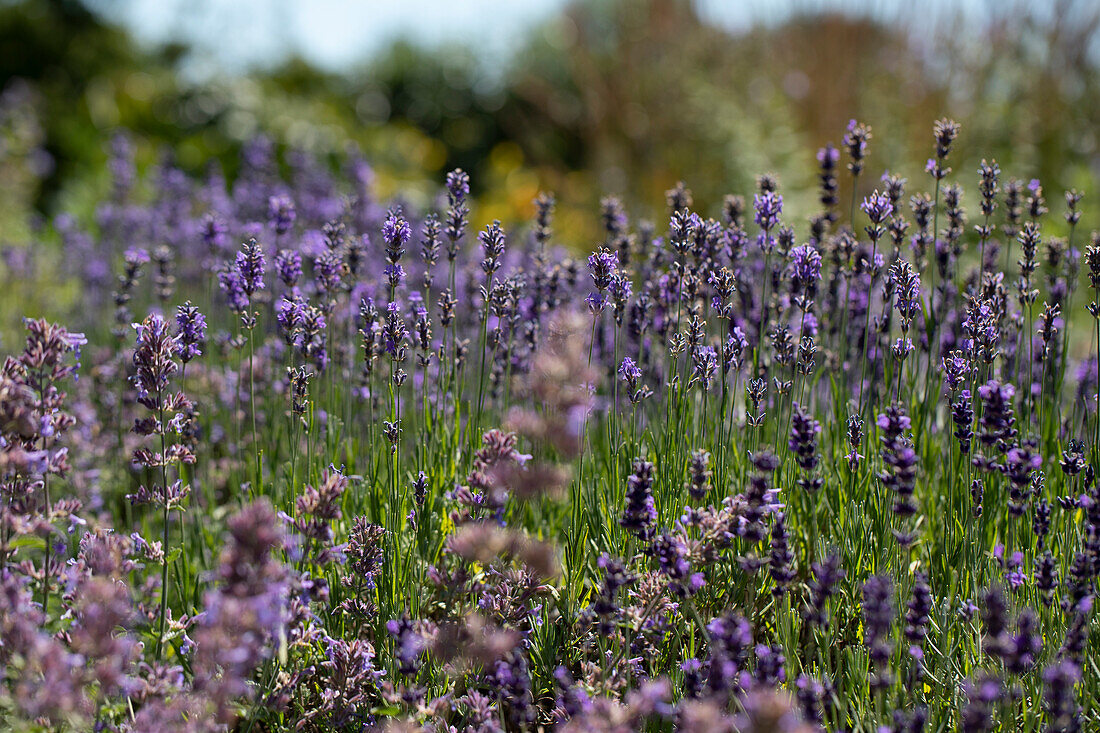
[155,390,170,661]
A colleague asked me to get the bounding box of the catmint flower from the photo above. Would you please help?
[217,268,248,313]
[173,301,206,364]
[619,357,651,404]
[685,449,712,501]
[1027,178,1047,220]
[978,159,1000,218]
[387,616,427,676]
[877,405,918,519]
[1004,444,1041,515]
[131,314,179,409]
[817,144,840,212]
[753,191,783,252]
[479,220,506,279]
[590,554,634,636]
[274,249,302,289]
[942,351,971,395]
[862,575,895,690]
[620,458,656,542]
[653,532,704,597]
[444,169,470,260]
[789,403,822,492]
[788,244,822,299]
[587,248,618,293]
[904,572,933,649]
[804,553,844,629]
[1034,550,1058,607]
[842,119,871,176]
[845,415,864,470]
[1042,660,1082,731]
[666,180,693,213]
[891,259,921,328]
[952,390,974,454]
[881,171,907,207]
[690,345,718,389]
[383,208,411,264]
[978,380,1017,450]
[768,512,795,596]
[201,213,227,255]
[267,195,296,236]
[234,238,265,298]
[926,118,960,179]
[861,190,894,240]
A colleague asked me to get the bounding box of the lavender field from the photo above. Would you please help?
[3,2,1100,732]
[2,114,1098,731]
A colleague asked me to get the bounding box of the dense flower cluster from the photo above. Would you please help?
[0,116,1098,731]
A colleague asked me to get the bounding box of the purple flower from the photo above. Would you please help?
[843,119,872,175]
[753,191,783,231]
[201,214,227,254]
[685,449,712,501]
[993,544,1027,589]
[620,458,656,542]
[267,195,296,235]
[891,259,921,327]
[653,532,704,597]
[131,314,178,409]
[862,575,895,690]
[382,208,411,266]
[274,248,302,289]
[860,190,894,225]
[619,357,641,387]
[942,351,971,394]
[1042,660,1081,731]
[234,238,265,297]
[952,390,974,454]
[904,572,932,649]
[587,248,618,292]
[977,380,1017,450]
[446,168,470,200]
[173,301,206,364]
[478,220,506,277]
[877,405,918,520]
[788,244,822,297]
[691,345,718,389]
[769,513,795,595]
[804,553,844,630]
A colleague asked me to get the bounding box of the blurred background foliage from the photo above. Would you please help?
[2,0,1100,249]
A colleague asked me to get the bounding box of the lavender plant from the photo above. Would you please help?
[1,116,1099,732]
